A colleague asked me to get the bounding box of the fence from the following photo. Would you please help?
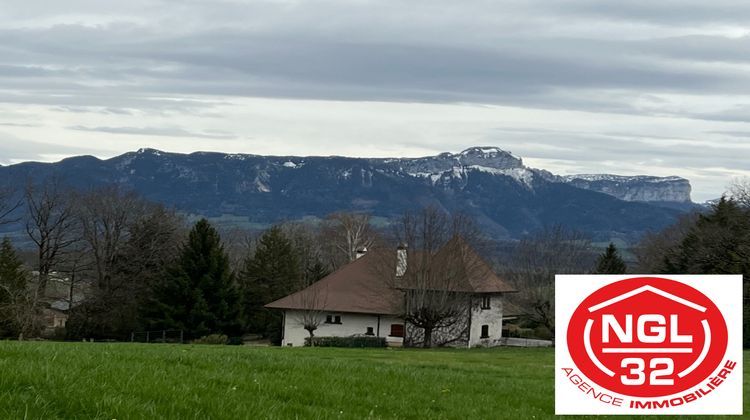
[131,329,184,344]
[499,337,553,347]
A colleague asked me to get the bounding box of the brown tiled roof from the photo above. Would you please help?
[265,251,403,315]
[265,240,516,314]
[397,237,517,294]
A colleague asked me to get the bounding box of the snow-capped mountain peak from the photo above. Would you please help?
[393,146,531,189]
[459,146,519,159]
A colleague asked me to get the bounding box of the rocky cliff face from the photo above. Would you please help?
[561,174,692,203]
[389,147,524,174]
[380,147,534,189]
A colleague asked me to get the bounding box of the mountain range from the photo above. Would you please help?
[0,147,696,242]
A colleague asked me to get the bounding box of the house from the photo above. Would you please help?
[31,271,86,336]
[265,239,516,347]
[41,300,70,331]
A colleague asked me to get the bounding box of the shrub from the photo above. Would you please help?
[533,325,553,340]
[192,334,228,345]
[227,336,244,346]
[304,336,387,348]
[502,326,537,339]
[502,324,519,338]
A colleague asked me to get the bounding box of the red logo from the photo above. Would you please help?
[567,277,728,398]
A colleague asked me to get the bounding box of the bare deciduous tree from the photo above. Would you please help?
[25,179,78,294]
[219,226,254,275]
[76,186,147,292]
[68,191,184,339]
[0,281,42,341]
[729,177,750,208]
[506,225,594,336]
[634,212,700,273]
[294,281,328,347]
[322,212,376,269]
[51,240,95,319]
[375,206,489,348]
[282,223,320,278]
[0,184,22,226]
[281,222,335,286]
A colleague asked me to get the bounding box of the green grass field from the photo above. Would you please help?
[0,342,746,419]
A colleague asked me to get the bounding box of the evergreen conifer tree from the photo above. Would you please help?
[594,243,627,274]
[150,219,242,339]
[666,198,750,276]
[0,237,28,337]
[239,226,301,343]
[306,261,330,283]
[663,197,750,347]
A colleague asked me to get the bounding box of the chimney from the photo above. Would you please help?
[355,247,368,260]
[396,243,407,277]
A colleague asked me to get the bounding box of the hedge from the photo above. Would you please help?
[304,336,387,348]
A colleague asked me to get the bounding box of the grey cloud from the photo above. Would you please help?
[51,106,132,116]
[148,36,732,93]
[0,122,41,127]
[486,128,750,169]
[0,64,68,77]
[68,125,238,139]
[0,132,93,164]
[678,105,750,123]
[636,35,750,64]
[0,90,225,115]
[544,0,750,25]
[1,4,750,116]
[707,131,750,138]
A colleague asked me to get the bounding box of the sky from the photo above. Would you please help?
[1,1,750,201]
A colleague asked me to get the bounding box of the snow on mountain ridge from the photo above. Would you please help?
[467,165,534,187]
[114,147,691,202]
[563,174,687,183]
[563,174,692,202]
[399,147,531,189]
[459,146,522,160]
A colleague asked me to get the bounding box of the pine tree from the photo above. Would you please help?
[666,198,750,277]
[239,226,301,343]
[0,237,28,337]
[149,219,242,339]
[594,243,627,274]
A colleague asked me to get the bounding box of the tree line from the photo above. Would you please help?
[506,179,750,346]
[1,177,748,346]
[635,185,750,347]
[0,178,375,342]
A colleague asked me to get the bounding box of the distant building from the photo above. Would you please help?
[31,271,86,335]
[266,240,516,347]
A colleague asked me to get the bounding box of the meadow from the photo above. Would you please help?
[0,342,746,419]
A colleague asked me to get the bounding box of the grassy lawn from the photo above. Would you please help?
[0,342,745,419]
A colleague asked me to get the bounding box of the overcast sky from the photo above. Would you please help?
[1,0,750,201]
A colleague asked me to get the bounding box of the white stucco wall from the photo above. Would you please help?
[281,310,405,347]
[468,294,505,347]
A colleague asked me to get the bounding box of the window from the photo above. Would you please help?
[366,327,374,336]
[325,314,341,324]
[481,296,491,310]
[390,324,404,338]
[481,325,489,339]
